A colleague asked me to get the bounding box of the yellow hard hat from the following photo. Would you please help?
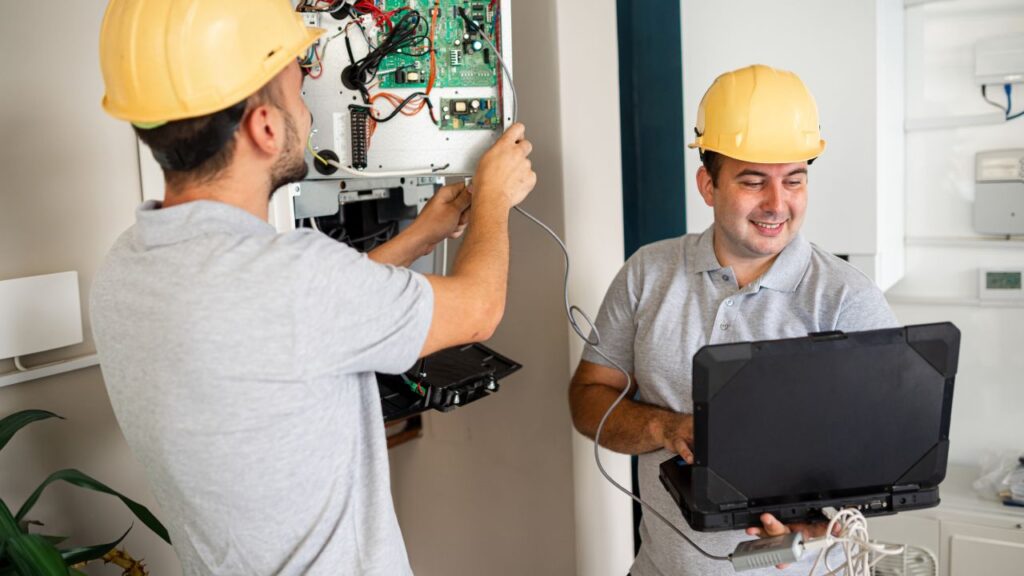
[100,0,325,127]
[689,64,826,164]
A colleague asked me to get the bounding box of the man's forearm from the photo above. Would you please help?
[449,196,510,311]
[571,383,689,455]
[368,226,429,268]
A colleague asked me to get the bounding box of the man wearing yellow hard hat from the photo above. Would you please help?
[90,1,534,574]
[569,64,897,575]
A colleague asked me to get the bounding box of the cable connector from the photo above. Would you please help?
[730,533,804,572]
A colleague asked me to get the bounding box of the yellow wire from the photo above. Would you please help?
[306,132,329,165]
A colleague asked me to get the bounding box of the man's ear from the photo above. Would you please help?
[696,165,715,208]
[241,102,283,157]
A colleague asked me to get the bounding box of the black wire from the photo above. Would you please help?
[374,91,434,123]
[345,221,397,246]
[981,85,1009,113]
[343,10,425,99]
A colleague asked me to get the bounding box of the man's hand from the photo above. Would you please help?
[745,513,833,569]
[409,182,472,256]
[647,413,694,464]
[368,183,470,267]
[472,123,536,208]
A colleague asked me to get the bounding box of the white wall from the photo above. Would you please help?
[0,1,181,572]
[889,0,1024,465]
[387,1,579,572]
[555,0,635,575]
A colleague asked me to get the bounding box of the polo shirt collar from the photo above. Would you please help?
[134,200,276,248]
[688,225,811,292]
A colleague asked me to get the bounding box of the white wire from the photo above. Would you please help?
[805,508,904,576]
[473,25,518,125]
[474,7,726,563]
[326,158,448,178]
[13,357,29,372]
[512,204,729,563]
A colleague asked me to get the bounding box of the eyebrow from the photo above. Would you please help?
[734,168,808,179]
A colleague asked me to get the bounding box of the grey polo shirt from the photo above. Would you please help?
[581,226,897,576]
[91,200,432,576]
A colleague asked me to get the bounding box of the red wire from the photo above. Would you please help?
[426,0,439,95]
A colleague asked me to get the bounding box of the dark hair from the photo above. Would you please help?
[700,150,725,187]
[134,82,281,188]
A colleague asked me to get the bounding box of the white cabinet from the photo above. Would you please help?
[680,0,905,289]
[868,464,1024,576]
[946,520,1024,576]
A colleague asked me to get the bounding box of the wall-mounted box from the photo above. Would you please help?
[0,272,83,360]
[974,149,1024,236]
[975,34,1024,85]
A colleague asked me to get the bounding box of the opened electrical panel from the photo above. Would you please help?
[278,0,519,423]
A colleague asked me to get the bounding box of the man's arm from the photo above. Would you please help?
[368,183,471,268]
[569,359,695,463]
[418,123,536,356]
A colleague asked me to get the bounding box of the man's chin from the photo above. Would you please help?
[268,161,310,199]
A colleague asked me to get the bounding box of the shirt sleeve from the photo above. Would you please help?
[836,285,899,332]
[580,253,642,374]
[296,233,434,377]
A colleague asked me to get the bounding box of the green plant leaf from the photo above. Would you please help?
[3,533,67,575]
[15,470,170,545]
[0,411,62,454]
[38,535,68,547]
[0,501,20,540]
[59,525,130,566]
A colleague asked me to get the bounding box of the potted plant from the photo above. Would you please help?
[0,409,171,575]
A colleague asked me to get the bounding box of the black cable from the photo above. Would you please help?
[374,91,434,123]
[342,10,426,100]
[981,85,1009,113]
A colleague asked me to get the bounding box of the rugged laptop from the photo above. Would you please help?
[659,323,959,531]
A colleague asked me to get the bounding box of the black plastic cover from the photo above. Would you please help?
[377,342,521,422]
[660,323,960,531]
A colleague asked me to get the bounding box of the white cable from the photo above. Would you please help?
[512,204,729,563]
[326,158,449,178]
[473,26,518,125]
[441,238,449,276]
[13,357,29,372]
[473,6,725,562]
[803,507,904,576]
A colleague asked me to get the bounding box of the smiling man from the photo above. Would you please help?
[568,64,897,575]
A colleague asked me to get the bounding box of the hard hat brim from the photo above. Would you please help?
[688,139,827,165]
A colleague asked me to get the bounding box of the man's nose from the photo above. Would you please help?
[761,181,785,214]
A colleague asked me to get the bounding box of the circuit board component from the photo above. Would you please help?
[440,98,500,130]
[349,105,372,168]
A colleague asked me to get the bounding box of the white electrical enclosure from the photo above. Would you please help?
[975,34,1024,85]
[272,0,514,235]
[0,272,83,360]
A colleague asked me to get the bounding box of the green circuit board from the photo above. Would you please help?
[440,97,500,130]
[377,0,499,89]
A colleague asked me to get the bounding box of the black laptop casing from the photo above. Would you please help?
[659,323,959,531]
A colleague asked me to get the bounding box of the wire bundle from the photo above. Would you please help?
[805,507,904,576]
